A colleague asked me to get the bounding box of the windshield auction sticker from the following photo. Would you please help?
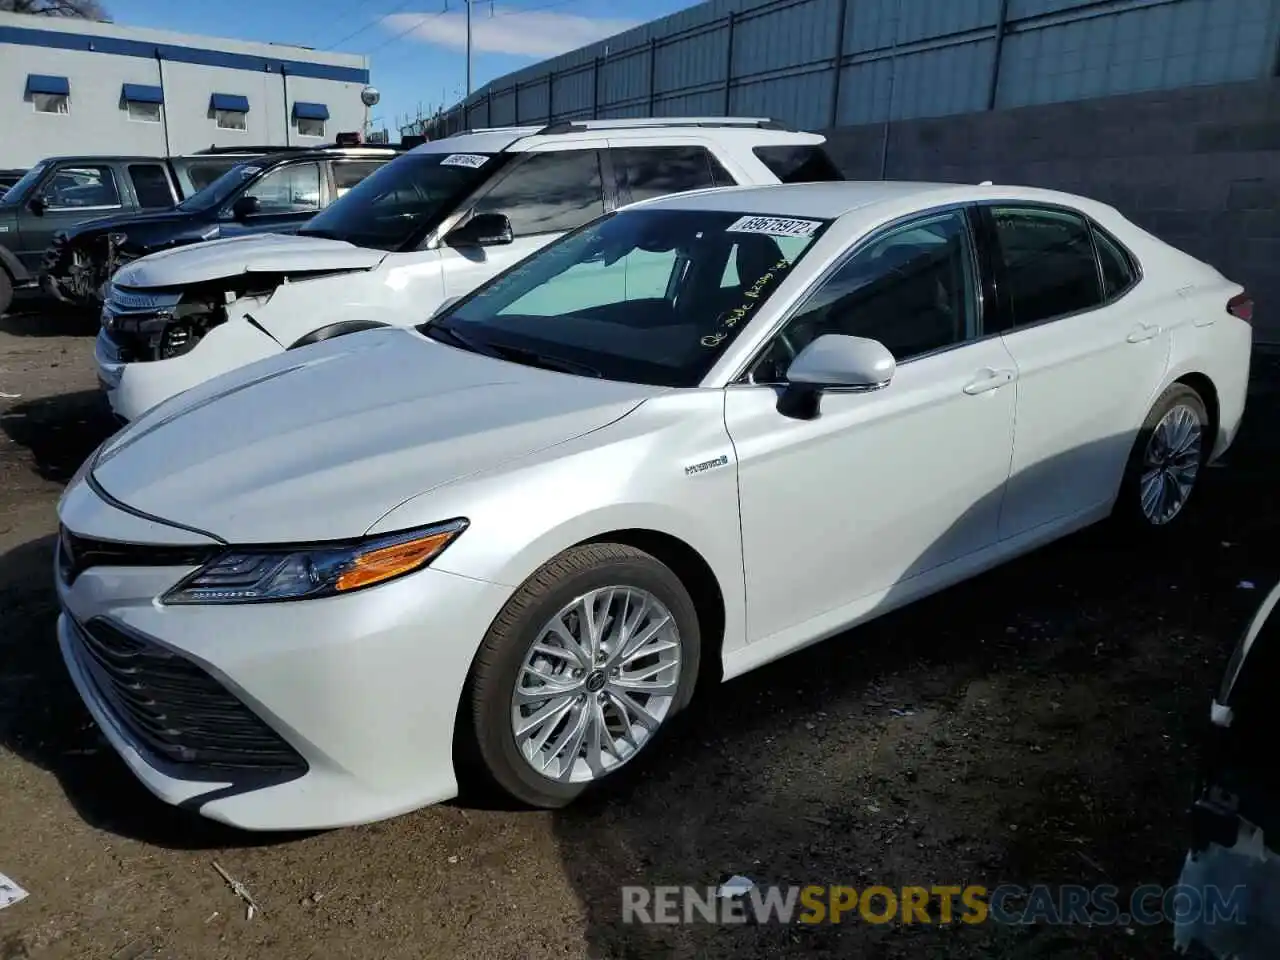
[726,216,822,238]
[440,154,490,169]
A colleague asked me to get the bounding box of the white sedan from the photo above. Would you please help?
[55,181,1252,830]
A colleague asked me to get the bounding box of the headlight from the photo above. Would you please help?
[162,519,468,605]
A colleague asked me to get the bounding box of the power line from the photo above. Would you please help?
[322,0,421,50]
[364,2,451,55]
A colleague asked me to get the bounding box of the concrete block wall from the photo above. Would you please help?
[822,76,1280,342]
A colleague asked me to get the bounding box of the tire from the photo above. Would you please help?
[467,542,701,808]
[1113,382,1210,532]
[0,268,12,318]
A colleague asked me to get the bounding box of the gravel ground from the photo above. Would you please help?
[0,304,1276,959]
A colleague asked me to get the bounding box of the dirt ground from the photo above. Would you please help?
[0,301,1276,960]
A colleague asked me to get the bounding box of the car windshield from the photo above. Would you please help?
[297,151,505,250]
[0,161,50,205]
[176,161,263,211]
[420,208,830,387]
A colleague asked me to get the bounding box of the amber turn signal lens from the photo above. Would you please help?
[335,531,459,592]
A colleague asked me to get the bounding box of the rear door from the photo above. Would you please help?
[979,203,1170,539]
[439,145,611,300]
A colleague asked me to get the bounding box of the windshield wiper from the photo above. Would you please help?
[421,321,500,357]
[486,342,602,378]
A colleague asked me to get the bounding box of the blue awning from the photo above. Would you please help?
[292,101,329,121]
[210,93,250,113]
[122,83,164,104]
[26,74,69,96]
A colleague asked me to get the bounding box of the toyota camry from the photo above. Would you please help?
[55,180,1252,830]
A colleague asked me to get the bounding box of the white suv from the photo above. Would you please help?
[93,118,844,421]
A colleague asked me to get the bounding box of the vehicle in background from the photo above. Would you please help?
[40,146,401,308]
[1175,580,1280,958]
[0,151,267,316]
[91,117,845,421]
[0,169,27,197]
[56,179,1250,828]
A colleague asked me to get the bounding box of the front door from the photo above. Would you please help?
[979,204,1171,539]
[439,147,610,300]
[725,207,1018,644]
[18,162,129,271]
[220,160,327,238]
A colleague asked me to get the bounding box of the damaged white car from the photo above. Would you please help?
[93,117,844,421]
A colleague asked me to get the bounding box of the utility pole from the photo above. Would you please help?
[465,0,473,97]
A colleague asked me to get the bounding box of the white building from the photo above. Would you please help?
[0,12,371,168]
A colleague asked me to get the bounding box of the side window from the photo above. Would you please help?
[751,209,976,381]
[990,206,1103,328]
[128,164,175,209]
[43,165,121,210]
[753,145,844,184]
[612,146,727,204]
[333,161,383,199]
[187,162,231,192]
[1092,223,1137,300]
[472,151,604,237]
[243,162,323,214]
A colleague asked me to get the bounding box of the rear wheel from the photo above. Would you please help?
[1114,383,1209,531]
[467,543,701,808]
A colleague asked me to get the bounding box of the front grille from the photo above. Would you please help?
[58,525,217,585]
[68,616,307,774]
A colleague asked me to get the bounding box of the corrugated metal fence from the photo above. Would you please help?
[423,0,1280,139]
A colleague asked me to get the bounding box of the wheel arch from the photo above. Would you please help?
[1172,371,1220,456]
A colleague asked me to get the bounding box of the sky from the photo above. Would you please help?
[102,0,701,134]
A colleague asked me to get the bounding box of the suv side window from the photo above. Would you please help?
[750,209,976,382]
[989,206,1103,329]
[333,160,384,199]
[44,165,121,210]
[471,150,604,237]
[243,161,324,214]
[612,146,736,204]
[1092,223,1138,301]
[128,163,175,209]
[753,145,844,183]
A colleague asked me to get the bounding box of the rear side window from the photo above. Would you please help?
[753,145,844,183]
[332,160,384,198]
[1092,224,1137,300]
[612,146,734,204]
[990,207,1103,328]
[128,164,174,209]
[472,150,604,237]
[187,161,233,192]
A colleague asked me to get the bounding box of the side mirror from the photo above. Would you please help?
[444,212,513,248]
[230,195,261,220]
[777,334,895,420]
[28,194,47,216]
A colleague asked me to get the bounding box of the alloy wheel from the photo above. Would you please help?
[1139,403,1203,525]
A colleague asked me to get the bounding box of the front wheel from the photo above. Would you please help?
[467,543,701,808]
[1114,383,1209,531]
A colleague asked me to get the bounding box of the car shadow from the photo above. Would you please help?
[1,299,99,337]
[0,389,118,482]
[549,362,1280,958]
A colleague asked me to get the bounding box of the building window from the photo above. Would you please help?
[27,74,70,115]
[122,84,164,124]
[210,93,250,131]
[293,102,329,139]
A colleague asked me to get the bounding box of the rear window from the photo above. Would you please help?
[753,145,844,184]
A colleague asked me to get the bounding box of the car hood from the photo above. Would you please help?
[112,232,386,289]
[66,208,197,240]
[90,327,660,543]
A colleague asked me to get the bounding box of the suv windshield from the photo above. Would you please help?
[0,161,50,205]
[422,207,830,387]
[298,152,505,250]
[176,161,263,212]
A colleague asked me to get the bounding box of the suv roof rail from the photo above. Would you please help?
[534,117,787,135]
[189,145,310,155]
[454,125,542,136]
[189,143,406,156]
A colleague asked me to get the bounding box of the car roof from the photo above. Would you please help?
[407,118,824,157]
[626,180,1117,221]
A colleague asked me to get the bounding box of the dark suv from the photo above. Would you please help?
[39,146,401,307]
[0,151,268,316]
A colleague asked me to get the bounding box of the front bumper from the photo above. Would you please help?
[56,493,512,831]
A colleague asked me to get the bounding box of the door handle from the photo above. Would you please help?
[1126,323,1161,343]
[963,368,1016,395]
